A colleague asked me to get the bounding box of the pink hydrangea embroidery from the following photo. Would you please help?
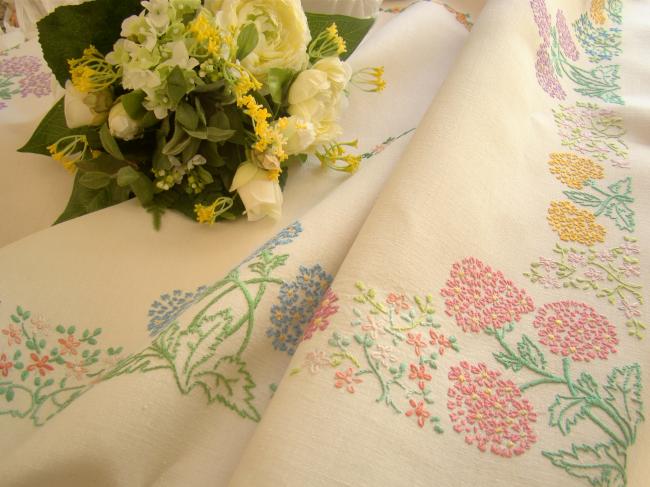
[447,361,538,458]
[533,301,618,362]
[301,288,339,341]
[440,257,535,333]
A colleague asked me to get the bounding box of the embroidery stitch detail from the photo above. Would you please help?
[547,201,606,245]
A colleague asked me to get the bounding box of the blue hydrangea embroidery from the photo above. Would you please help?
[147,287,208,336]
[267,265,333,355]
[242,221,303,264]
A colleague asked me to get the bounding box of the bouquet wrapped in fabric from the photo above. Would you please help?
[20,0,383,227]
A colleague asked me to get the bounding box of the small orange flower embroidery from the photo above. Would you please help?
[0,353,14,377]
[58,335,81,356]
[27,353,54,377]
[406,399,431,428]
[334,368,362,393]
[2,323,22,346]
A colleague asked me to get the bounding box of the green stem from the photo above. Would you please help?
[362,338,396,412]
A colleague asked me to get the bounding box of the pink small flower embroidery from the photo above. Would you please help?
[2,324,22,346]
[30,315,50,336]
[621,262,640,278]
[406,399,430,428]
[596,250,615,262]
[27,353,54,377]
[539,273,562,289]
[65,361,88,381]
[533,301,618,362]
[58,335,81,356]
[618,299,641,320]
[361,315,386,340]
[386,293,410,312]
[0,353,14,377]
[567,251,586,266]
[583,267,605,281]
[303,350,330,374]
[371,344,397,368]
[334,368,362,393]
[429,330,454,355]
[302,288,339,341]
[406,332,427,357]
[620,241,639,256]
[440,257,535,333]
[447,361,537,458]
[409,364,432,391]
[538,256,557,272]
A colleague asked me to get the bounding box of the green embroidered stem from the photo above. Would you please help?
[361,337,400,414]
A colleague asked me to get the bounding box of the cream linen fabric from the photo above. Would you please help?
[0,3,468,485]
[229,1,650,486]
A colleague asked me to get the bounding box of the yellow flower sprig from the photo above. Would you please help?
[351,66,386,92]
[308,23,347,60]
[315,140,361,173]
[187,11,223,57]
[239,95,287,161]
[194,196,234,225]
[47,135,97,172]
[68,46,120,93]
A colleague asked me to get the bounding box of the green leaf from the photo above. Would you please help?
[167,66,190,107]
[5,388,14,402]
[576,372,600,396]
[191,355,260,421]
[18,98,99,155]
[37,0,142,86]
[549,394,589,434]
[604,201,635,232]
[236,23,259,61]
[76,153,127,174]
[608,177,632,196]
[604,364,644,441]
[56,325,65,333]
[267,68,295,105]
[176,101,199,131]
[54,171,131,224]
[121,90,147,120]
[564,190,602,208]
[99,124,124,160]
[543,442,626,487]
[493,351,523,371]
[305,12,375,60]
[516,335,547,371]
[79,171,111,189]
[186,127,234,143]
[116,167,153,205]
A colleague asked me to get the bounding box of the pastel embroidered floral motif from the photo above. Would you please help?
[440,257,535,333]
[147,221,303,336]
[0,306,123,426]
[360,128,416,160]
[547,200,606,246]
[379,2,474,31]
[447,361,538,458]
[0,54,52,109]
[301,288,339,342]
[525,239,647,339]
[441,257,644,486]
[293,283,460,434]
[530,1,623,105]
[573,13,622,63]
[267,265,333,355]
[552,103,628,168]
[548,153,604,189]
[548,155,635,232]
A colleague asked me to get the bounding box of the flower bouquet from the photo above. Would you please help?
[19,0,383,227]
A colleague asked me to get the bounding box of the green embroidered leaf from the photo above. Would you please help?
[191,355,260,421]
[543,442,626,487]
[549,394,589,434]
[18,98,100,156]
[564,190,602,208]
[516,335,547,371]
[305,12,375,60]
[493,351,523,372]
[604,201,635,232]
[37,0,142,86]
[608,177,632,196]
[576,372,600,397]
[173,308,233,383]
[603,364,644,441]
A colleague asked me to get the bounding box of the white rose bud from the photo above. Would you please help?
[64,80,113,129]
[108,102,143,141]
[230,162,283,221]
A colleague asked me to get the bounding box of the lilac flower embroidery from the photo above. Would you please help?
[535,45,566,100]
[556,11,579,61]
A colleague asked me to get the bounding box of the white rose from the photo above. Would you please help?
[64,80,113,129]
[108,102,143,141]
[275,116,316,155]
[230,162,283,221]
[287,56,352,149]
[219,0,310,84]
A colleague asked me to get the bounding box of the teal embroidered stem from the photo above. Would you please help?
[585,409,627,449]
[361,338,399,413]
[236,280,267,358]
[562,358,577,396]
[20,318,41,355]
[519,376,566,391]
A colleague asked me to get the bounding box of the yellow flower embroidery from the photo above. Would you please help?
[547,201,606,246]
[548,152,604,189]
[590,0,607,25]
